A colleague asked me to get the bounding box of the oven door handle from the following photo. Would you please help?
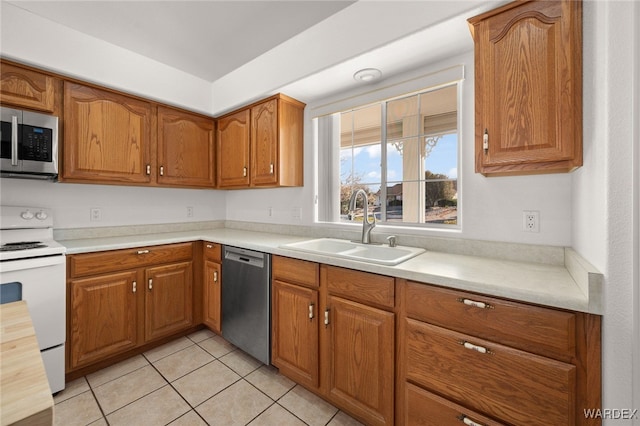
[11,115,19,166]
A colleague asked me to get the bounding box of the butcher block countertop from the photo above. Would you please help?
[0,301,53,426]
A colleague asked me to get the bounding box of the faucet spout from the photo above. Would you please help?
[348,189,376,244]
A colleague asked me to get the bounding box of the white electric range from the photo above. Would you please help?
[0,206,66,394]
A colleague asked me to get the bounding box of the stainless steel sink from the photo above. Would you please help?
[281,238,425,266]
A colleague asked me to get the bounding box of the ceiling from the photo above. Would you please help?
[3,1,505,111]
[5,1,355,82]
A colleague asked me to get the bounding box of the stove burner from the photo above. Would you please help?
[0,241,48,252]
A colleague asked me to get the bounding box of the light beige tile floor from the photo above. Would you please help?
[53,330,364,426]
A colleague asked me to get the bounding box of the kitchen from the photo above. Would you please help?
[0,0,637,425]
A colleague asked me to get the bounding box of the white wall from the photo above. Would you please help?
[225,51,574,247]
[572,1,639,422]
[0,2,213,114]
[0,179,226,229]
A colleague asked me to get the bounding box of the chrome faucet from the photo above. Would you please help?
[349,189,376,244]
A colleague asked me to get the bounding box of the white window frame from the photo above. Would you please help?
[313,65,464,231]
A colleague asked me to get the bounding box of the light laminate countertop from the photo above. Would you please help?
[0,301,53,426]
[61,227,602,315]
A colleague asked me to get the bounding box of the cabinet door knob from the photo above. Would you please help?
[148,278,153,290]
[146,164,151,175]
[243,166,247,177]
[324,309,330,327]
[309,303,314,320]
[213,271,218,283]
[132,281,137,293]
[269,163,274,174]
[160,166,164,176]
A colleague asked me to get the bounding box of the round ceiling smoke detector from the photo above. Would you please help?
[353,68,382,83]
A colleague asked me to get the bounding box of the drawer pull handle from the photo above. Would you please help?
[146,164,151,175]
[148,279,153,290]
[243,166,247,177]
[132,281,137,293]
[459,298,493,309]
[206,244,213,249]
[213,271,218,283]
[459,415,486,426]
[137,250,150,255]
[324,309,330,327]
[309,303,314,320]
[460,340,492,355]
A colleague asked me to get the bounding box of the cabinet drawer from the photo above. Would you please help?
[405,319,575,426]
[203,242,221,262]
[273,256,319,289]
[405,281,576,359]
[406,383,505,426]
[69,242,194,277]
[325,265,394,309]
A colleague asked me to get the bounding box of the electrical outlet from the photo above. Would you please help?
[90,208,101,222]
[187,206,193,217]
[291,207,302,220]
[523,210,539,233]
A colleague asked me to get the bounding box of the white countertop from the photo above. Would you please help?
[61,227,602,315]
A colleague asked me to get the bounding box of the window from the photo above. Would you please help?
[333,83,459,227]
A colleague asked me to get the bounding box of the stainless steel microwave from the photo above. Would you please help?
[0,106,58,180]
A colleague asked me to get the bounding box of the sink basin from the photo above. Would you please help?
[281,238,425,266]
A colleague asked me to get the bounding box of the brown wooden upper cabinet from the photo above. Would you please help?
[63,82,216,188]
[157,105,215,188]
[0,61,58,113]
[468,0,582,176]
[63,82,154,185]
[216,93,305,188]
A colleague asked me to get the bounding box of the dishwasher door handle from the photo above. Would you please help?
[224,247,266,268]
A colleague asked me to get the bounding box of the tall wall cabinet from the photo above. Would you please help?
[468,0,582,175]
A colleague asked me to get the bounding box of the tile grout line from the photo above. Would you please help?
[60,332,352,426]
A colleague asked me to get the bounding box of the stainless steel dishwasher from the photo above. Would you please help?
[221,245,271,365]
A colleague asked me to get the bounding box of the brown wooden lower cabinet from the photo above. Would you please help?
[405,383,505,426]
[323,294,395,426]
[397,279,602,426]
[271,257,601,426]
[66,243,194,372]
[272,279,319,389]
[68,270,139,369]
[144,261,193,341]
[203,242,222,334]
[271,257,395,426]
[405,319,575,425]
